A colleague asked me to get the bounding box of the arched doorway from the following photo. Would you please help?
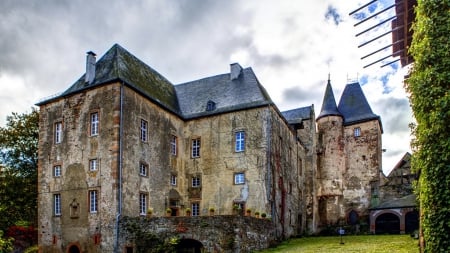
[176,239,204,253]
[68,245,80,253]
[375,213,400,234]
[405,210,419,233]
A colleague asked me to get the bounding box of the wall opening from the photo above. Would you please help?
[405,210,419,234]
[68,245,80,253]
[375,213,400,234]
[176,239,204,253]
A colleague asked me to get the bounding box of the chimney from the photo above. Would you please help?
[230,63,242,80]
[85,51,96,84]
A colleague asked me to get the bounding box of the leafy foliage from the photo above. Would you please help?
[0,230,14,253]
[0,109,39,230]
[407,0,450,252]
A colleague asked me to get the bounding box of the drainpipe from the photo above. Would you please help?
[114,83,124,252]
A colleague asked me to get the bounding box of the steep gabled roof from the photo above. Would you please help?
[282,105,314,125]
[175,67,272,119]
[337,82,380,126]
[317,79,342,121]
[37,44,180,114]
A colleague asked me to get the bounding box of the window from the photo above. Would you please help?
[139,163,148,177]
[354,127,361,137]
[192,176,201,187]
[235,131,245,152]
[191,202,200,216]
[54,194,61,216]
[54,122,62,144]
[90,112,99,136]
[139,193,148,215]
[170,135,177,156]
[89,159,98,171]
[191,138,201,158]
[234,172,245,184]
[140,119,148,142]
[53,165,61,177]
[170,174,177,186]
[89,190,98,213]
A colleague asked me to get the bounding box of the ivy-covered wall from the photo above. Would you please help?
[407,0,450,252]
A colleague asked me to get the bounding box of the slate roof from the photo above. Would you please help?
[282,106,314,125]
[317,79,341,120]
[37,44,180,115]
[316,80,382,131]
[370,194,417,210]
[175,67,273,119]
[337,82,380,126]
[37,44,274,119]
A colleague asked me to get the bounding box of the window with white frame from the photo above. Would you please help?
[234,172,245,184]
[235,131,245,152]
[191,202,200,216]
[191,138,200,158]
[89,190,98,213]
[354,127,361,137]
[53,165,61,177]
[139,162,148,177]
[192,176,201,187]
[54,122,62,144]
[170,135,177,156]
[89,159,98,171]
[139,193,148,215]
[54,194,61,216]
[170,174,177,186]
[90,112,99,136]
[140,119,148,142]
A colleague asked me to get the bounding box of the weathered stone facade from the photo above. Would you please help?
[37,44,307,252]
[37,44,387,252]
[119,216,276,252]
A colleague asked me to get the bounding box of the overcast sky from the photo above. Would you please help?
[0,0,413,174]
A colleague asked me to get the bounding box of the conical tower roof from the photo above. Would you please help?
[337,82,380,126]
[317,78,342,120]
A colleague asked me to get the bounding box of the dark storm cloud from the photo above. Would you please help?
[281,82,323,105]
[375,97,412,134]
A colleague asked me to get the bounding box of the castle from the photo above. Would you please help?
[37,44,388,252]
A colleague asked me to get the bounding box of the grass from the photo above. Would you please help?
[258,235,419,253]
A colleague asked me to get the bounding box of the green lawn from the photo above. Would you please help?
[258,235,419,253]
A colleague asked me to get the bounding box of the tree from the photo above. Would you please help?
[0,109,39,231]
[407,0,450,252]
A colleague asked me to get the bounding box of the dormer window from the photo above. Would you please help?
[206,100,216,111]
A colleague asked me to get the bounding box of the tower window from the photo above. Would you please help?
[54,122,62,144]
[354,127,361,137]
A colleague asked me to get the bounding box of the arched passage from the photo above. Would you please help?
[375,213,400,234]
[176,238,204,253]
[405,210,419,233]
[68,245,80,253]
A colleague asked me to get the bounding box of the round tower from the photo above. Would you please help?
[315,78,346,229]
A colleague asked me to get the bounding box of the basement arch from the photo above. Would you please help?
[176,238,204,253]
[67,244,80,253]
